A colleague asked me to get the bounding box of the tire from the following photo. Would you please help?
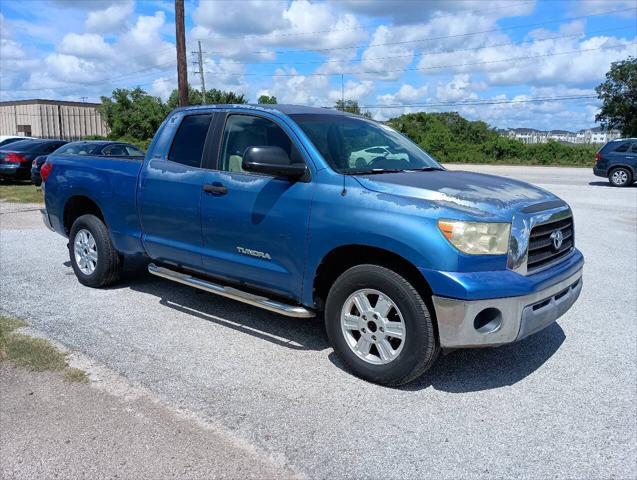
[608,167,633,187]
[69,214,122,287]
[324,264,439,386]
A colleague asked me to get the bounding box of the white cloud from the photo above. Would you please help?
[192,0,367,62]
[267,68,331,106]
[433,74,481,102]
[570,0,636,16]
[193,0,289,36]
[85,1,134,33]
[116,11,175,68]
[378,84,428,105]
[338,0,537,25]
[59,33,115,59]
[151,77,174,100]
[417,23,637,88]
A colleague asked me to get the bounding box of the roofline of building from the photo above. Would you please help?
[0,99,101,108]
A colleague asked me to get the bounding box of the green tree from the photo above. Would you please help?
[595,56,637,136]
[166,85,248,109]
[98,88,169,141]
[258,94,277,104]
[335,99,373,118]
[335,99,360,114]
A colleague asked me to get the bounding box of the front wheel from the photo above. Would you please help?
[609,167,633,187]
[69,214,122,287]
[325,265,439,386]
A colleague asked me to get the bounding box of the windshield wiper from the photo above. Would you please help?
[404,166,444,172]
[345,168,405,175]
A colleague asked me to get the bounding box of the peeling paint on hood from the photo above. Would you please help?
[354,170,559,218]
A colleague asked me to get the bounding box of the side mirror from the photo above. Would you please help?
[242,146,306,179]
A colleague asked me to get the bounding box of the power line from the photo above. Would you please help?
[205,6,637,56]
[31,5,635,89]
[5,9,634,94]
[204,25,636,68]
[219,43,637,78]
[6,41,633,95]
[360,94,599,109]
[196,0,538,40]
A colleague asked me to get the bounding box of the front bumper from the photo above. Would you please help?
[432,268,582,348]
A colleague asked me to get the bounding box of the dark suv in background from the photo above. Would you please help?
[594,138,637,187]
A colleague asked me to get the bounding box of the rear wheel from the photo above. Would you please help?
[609,167,632,187]
[69,214,122,287]
[325,264,439,386]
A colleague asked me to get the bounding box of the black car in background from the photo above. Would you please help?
[594,138,637,187]
[0,139,67,181]
[31,141,145,185]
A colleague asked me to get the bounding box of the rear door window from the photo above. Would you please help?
[218,114,302,173]
[630,143,637,153]
[614,142,630,152]
[168,114,213,168]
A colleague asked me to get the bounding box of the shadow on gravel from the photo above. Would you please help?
[401,322,566,393]
[123,257,328,351]
[588,181,637,188]
[327,322,565,392]
[108,256,565,387]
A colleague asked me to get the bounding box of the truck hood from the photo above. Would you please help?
[354,169,559,218]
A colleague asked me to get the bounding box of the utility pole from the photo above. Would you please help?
[192,40,206,105]
[79,96,87,103]
[175,0,188,107]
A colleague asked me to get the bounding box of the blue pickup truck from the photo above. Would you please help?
[41,105,583,385]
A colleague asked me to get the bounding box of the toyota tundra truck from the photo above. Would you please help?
[40,104,584,385]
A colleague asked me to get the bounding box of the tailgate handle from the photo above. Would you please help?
[203,183,227,196]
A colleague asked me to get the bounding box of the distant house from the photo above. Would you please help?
[503,126,621,144]
[0,99,109,141]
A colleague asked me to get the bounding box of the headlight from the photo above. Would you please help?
[438,220,511,255]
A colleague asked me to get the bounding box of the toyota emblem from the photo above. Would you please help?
[550,229,564,250]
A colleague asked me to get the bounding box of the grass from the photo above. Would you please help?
[0,181,43,203]
[0,315,88,382]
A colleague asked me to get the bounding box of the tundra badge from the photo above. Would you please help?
[237,246,272,260]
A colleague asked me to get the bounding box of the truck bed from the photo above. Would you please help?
[44,153,146,255]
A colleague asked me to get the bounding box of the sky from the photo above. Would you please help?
[0,0,635,130]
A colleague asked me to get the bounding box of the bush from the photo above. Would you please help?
[389,112,597,166]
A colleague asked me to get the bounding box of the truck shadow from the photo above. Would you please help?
[399,322,566,392]
[123,259,329,352]
[119,257,565,390]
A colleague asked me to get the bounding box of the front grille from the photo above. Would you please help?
[527,215,574,273]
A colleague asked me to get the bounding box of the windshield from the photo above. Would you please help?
[290,113,442,174]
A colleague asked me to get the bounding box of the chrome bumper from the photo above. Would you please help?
[40,208,54,231]
[432,269,583,348]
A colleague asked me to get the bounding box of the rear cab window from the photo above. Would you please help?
[168,114,213,168]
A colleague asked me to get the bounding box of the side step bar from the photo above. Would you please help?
[148,263,315,318]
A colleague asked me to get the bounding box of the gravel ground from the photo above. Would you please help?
[0,364,295,479]
[1,165,635,479]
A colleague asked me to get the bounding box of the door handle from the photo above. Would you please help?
[203,183,228,195]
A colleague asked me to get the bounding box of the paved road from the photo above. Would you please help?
[1,166,636,479]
